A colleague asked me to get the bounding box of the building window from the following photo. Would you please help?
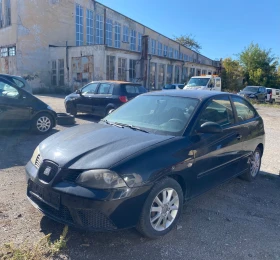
[180,53,183,60]
[129,59,137,81]
[202,69,207,75]
[149,62,156,89]
[105,18,113,47]
[138,33,142,52]
[158,64,165,89]
[182,67,188,83]
[5,0,11,27]
[166,65,173,84]
[106,55,115,80]
[158,42,162,56]
[51,60,57,86]
[76,4,83,46]
[114,22,121,48]
[190,68,195,76]
[151,39,156,55]
[58,59,64,86]
[130,30,136,51]
[184,54,188,61]
[174,50,179,59]
[175,65,180,83]
[8,46,16,56]
[86,9,93,45]
[123,26,129,42]
[118,58,127,81]
[0,47,8,57]
[96,14,104,44]
[169,47,173,58]
[163,45,168,57]
[0,0,3,28]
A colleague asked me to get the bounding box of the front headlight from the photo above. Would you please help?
[30,146,40,165]
[76,169,127,189]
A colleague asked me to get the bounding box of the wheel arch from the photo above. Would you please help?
[32,110,57,127]
[257,143,264,156]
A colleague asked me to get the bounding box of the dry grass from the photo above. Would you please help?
[0,226,68,260]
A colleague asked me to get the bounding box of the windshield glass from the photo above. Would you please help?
[163,84,175,89]
[186,78,210,87]
[243,86,258,93]
[104,95,199,136]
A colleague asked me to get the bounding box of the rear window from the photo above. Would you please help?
[121,84,147,94]
[267,89,272,94]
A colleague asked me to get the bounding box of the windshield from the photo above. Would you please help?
[186,78,210,87]
[243,86,258,93]
[163,84,175,89]
[104,95,199,136]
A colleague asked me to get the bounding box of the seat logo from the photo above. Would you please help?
[43,166,52,176]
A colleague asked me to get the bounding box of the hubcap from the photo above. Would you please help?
[37,116,51,132]
[250,151,260,177]
[150,188,179,231]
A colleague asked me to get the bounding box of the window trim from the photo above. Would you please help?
[81,82,100,94]
[96,83,113,95]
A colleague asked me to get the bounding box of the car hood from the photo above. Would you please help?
[38,123,174,169]
[183,86,206,90]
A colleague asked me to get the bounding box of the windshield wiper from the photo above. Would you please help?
[117,123,150,133]
[101,119,124,128]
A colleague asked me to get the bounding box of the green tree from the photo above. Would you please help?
[174,34,202,52]
[221,58,243,92]
[238,43,279,88]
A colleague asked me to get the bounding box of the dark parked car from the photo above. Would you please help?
[64,81,147,117]
[0,73,33,94]
[238,86,266,101]
[0,76,56,134]
[26,90,265,238]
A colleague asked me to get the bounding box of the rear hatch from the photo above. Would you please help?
[120,84,147,100]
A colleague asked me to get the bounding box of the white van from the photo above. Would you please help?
[183,75,221,91]
[266,88,280,103]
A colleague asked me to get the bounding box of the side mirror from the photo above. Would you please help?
[197,122,222,134]
[108,109,115,114]
[76,89,82,95]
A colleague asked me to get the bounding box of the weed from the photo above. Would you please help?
[0,226,68,260]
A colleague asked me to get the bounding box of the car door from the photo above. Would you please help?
[75,82,99,113]
[0,78,32,129]
[189,95,244,195]
[93,83,113,116]
[231,96,260,171]
[257,87,266,101]
[275,90,280,103]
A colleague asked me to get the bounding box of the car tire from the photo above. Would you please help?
[57,113,75,125]
[105,107,114,117]
[137,177,183,239]
[240,147,262,182]
[66,103,77,117]
[32,113,54,135]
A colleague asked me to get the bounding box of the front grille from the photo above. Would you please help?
[38,161,59,183]
[61,169,82,183]
[35,154,42,169]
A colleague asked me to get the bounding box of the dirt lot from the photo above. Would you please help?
[1,95,280,260]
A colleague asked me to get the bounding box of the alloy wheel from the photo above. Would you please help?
[250,151,261,177]
[36,116,51,132]
[150,188,179,231]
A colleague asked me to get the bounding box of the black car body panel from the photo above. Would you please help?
[26,90,265,231]
[0,75,57,130]
[238,86,266,101]
[65,81,147,117]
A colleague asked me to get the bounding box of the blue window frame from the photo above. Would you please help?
[76,4,83,46]
[138,33,142,52]
[130,30,136,51]
[106,18,113,46]
[123,26,129,42]
[86,9,93,45]
[158,42,162,56]
[115,22,121,48]
[96,14,104,44]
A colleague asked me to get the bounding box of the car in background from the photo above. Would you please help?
[266,88,280,103]
[238,86,266,101]
[0,73,33,94]
[26,90,264,238]
[162,84,185,90]
[0,75,56,134]
[65,81,147,117]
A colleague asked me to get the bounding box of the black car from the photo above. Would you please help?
[26,90,265,238]
[0,76,56,134]
[238,86,266,101]
[64,81,147,117]
[163,84,185,90]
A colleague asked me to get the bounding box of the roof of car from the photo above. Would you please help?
[89,80,141,85]
[143,90,230,100]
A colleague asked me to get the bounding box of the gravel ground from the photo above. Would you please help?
[0,95,280,260]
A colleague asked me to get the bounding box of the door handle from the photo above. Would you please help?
[236,134,242,140]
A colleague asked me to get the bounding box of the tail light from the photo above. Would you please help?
[119,96,128,103]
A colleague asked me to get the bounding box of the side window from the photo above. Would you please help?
[232,96,256,122]
[0,81,20,99]
[97,83,112,94]
[81,83,98,94]
[198,96,234,127]
[276,90,280,96]
[12,78,25,88]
